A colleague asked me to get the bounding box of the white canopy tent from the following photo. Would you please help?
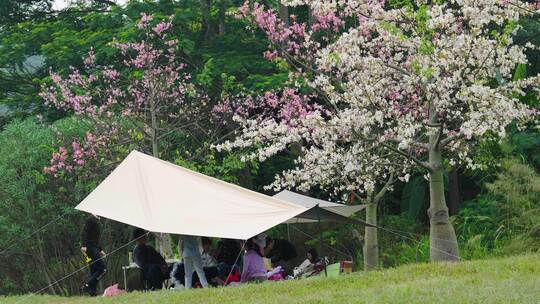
[76,150,309,240]
[75,151,363,241]
[274,190,366,224]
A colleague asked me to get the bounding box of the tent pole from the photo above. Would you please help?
[287,223,291,241]
[317,204,327,277]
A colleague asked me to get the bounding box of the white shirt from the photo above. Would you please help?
[201,251,217,267]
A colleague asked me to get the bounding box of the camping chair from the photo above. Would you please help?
[304,259,353,279]
[325,263,341,278]
[301,257,329,278]
[138,267,151,292]
[138,266,169,291]
[325,260,354,278]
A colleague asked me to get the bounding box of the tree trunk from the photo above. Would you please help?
[278,1,289,26]
[363,198,378,271]
[218,0,226,35]
[428,146,460,262]
[448,169,460,216]
[308,6,315,26]
[150,101,173,259]
[200,0,212,39]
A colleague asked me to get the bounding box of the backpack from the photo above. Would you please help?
[103,283,126,297]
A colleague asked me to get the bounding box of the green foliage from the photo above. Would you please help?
[378,214,428,267]
[486,160,540,241]
[0,0,281,126]
[0,117,132,295]
[0,0,53,25]
[387,0,414,10]
[513,63,527,81]
[174,147,252,185]
[510,131,540,170]
[455,159,540,259]
[0,118,81,294]
[400,176,428,219]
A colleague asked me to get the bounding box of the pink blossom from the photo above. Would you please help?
[51,72,62,84]
[152,22,172,36]
[239,2,250,15]
[263,50,279,61]
[138,13,153,29]
[84,50,96,67]
[311,11,344,32]
[388,91,403,101]
[166,39,178,46]
[103,68,120,80]
[264,92,279,107]
[212,101,231,114]
[42,13,208,177]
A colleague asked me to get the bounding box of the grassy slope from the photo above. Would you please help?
[2,254,539,304]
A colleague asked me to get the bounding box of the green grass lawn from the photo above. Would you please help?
[2,254,539,304]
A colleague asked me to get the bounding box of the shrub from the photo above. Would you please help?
[455,159,540,258]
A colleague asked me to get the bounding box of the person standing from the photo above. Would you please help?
[80,214,107,296]
[180,235,209,289]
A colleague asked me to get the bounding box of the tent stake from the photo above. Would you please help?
[317,204,327,277]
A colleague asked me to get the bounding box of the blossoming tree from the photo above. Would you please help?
[219,0,540,262]
[41,14,211,257]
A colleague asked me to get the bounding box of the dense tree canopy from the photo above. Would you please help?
[219,0,540,261]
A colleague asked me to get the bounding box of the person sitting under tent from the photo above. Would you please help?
[215,238,242,279]
[80,214,107,296]
[132,228,169,290]
[307,248,322,265]
[201,237,224,286]
[241,234,268,283]
[264,236,298,275]
[180,235,209,289]
[293,248,325,278]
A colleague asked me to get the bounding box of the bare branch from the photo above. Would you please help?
[385,137,429,149]
[434,124,444,149]
[380,142,433,172]
[157,122,198,140]
[373,172,394,204]
[93,0,118,6]
[440,133,464,147]
[123,116,152,139]
[384,63,412,77]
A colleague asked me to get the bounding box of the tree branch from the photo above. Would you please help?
[380,142,433,172]
[156,122,198,140]
[384,63,412,77]
[440,133,464,147]
[93,0,118,6]
[434,123,444,149]
[385,137,429,149]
